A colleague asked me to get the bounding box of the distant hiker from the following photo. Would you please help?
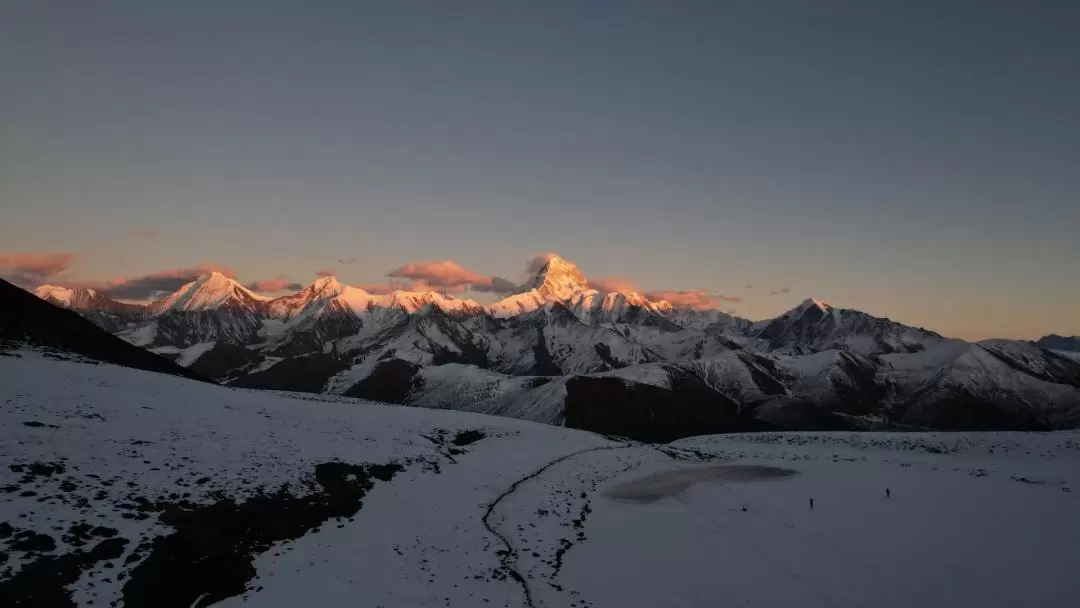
[809,497,814,509]
[886,488,891,498]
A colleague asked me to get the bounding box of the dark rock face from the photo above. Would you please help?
[423,311,489,368]
[827,352,890,415]
[120,462,402,608]
[343,359,422,404]
[229,353,348,393]
[152,308,263,349]
[1035,334,1080,353]
[188,342,264,381]
[0,279,207,382]
[896,386,1051,431]
[528,326,563,376]
[563,372,768,442]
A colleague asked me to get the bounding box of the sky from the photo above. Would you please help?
[1,0,1078,340]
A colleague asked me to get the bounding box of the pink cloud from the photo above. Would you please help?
[246,279,303,293]
[385,259,516,294]
[591,276,639,293]
[0,251,77,286]
[644,289,742,310]
[387,260,486,289]
[356,282,396,295]
[769,287,791,296]
[315,269,337,278]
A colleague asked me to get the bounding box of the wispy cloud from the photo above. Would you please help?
[769,287,791,296]
[469,276,518,294]
[591,276,639,293]
[0,251,77,286]
[356,282,395,295]
[245,279,303,293]
[525,252,560,275]
[644,289,741,310]
[314,269,337,278]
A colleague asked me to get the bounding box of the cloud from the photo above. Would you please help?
[387,260,487,289]
[525,252,559,275]
[0,252,77,286]
[245,279,303,293]
[769,287,791,296]
[397,280,470,294]
[315,269,337,278]
[338,257,357,265]
[385,259,517,294]
[469,276,518,294]
[356,282,395,295]
[590,276,639,293]
[745,284,753,289]
[91,264,236,300]
[644,289,741,310]
[130,230,157,238]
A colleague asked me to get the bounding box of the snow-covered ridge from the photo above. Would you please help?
[20,256,1080,434]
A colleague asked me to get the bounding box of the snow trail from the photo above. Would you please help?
[481,442,632,608]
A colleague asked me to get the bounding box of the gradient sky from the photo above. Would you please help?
[2,1,1078,340]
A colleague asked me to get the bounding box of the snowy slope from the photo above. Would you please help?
[3,354,1080,608]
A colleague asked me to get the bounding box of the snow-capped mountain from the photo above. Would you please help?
[152,271,269,314]
[25,256,1080,436]
[32,284,147,332]
[267,275,347,320]
[752,298,944,355]
[5,278,202,380]
[489,254,590,317]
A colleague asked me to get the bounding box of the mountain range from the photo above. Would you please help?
[28,254,1080,439]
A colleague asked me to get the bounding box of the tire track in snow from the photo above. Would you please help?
[481,442,632,608]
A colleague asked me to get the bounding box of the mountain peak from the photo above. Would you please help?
[157,272,266,312]
[526,254,589,301]
[310,275,343,292]
[33,284,115,310]
[34,284,77,306]
[796,298,830,313]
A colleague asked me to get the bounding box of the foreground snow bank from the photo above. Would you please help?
[2,351,1079,607]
